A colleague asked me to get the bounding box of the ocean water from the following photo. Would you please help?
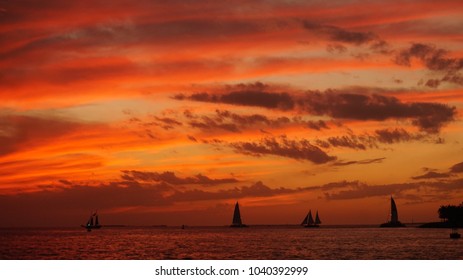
[1,226,462,260]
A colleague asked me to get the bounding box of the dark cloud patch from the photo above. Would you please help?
[215,110,289,127]
[1,15,270,63]
[374,128,422,144]
[228,135,336,164]
[180,109,329,133]
[305,120,329,130]
[121,170,238,186]
[188,116,240,133]
[302,21,377,45]
[175,85,456,133]
[170,181,299,202]
[395,43,461,71]
[302,21,392,55]
[187,135,198,142]
[321,175,463,201]
[152,117,182,130]
[442,72,463,85]
[323,182,419,200]
[0,114,86,156]
[369,40,393,55]
[450,162,463,173]
[301,90,456,133]
[174,90,295,110]
[300,22,462,87]
[215,110,329,131]
[413,161,463,180]
[425,79,441,88]
[317,135,368,150]
[326,44,347,54]
[394,43,463,87]
[0,20,139,64]
[58,179,73,186]
[334,157,386,166]
[412,171,451,180]
[316,128,425,151]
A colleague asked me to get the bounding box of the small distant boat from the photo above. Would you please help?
[450,228,461,239]
[301,210,321,228]
[380,197,405,227]
[230,202,247,227]
[81,211,102,231]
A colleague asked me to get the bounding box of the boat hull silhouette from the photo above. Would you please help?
[230,224,248,228]
[380,221,405,227]
[304,224,319,228]
[81,225,102,229]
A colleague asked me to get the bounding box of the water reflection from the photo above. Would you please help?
[1,226,462,259]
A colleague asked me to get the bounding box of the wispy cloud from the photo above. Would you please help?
[302,21,379,45]
[226,135,336,164]
[412,161,463,180]
[333,157,386,166]
[176,85,456,133]
[394,43,463,87]
[0,114,88,156]
[121,170,238,186]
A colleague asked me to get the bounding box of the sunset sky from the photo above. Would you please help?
[1,0,463,227]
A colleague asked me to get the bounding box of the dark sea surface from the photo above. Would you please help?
[1,226,462,260]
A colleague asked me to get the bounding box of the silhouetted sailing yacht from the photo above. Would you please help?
[380,197,405,227]
[230,202,247,227]
[81,211,102,231]
[301,210,321,227]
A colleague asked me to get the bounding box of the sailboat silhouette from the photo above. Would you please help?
[301,210,321,228]
[230,202,247,227]
[380,197,405,227]
[81,211,102,231]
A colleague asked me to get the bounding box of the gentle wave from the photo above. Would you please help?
[0,226,462,259]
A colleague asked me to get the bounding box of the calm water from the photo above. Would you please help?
[1,226,462,259]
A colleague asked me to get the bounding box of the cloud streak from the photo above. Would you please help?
[0,114,86,156]
[176,86,456,133]
[121,170,238,186]
[412,161,463,180]
[395,43,463,87]
[302,21,378,45]
[226,135,336,164]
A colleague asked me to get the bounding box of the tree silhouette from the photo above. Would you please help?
[438,203,463,225]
